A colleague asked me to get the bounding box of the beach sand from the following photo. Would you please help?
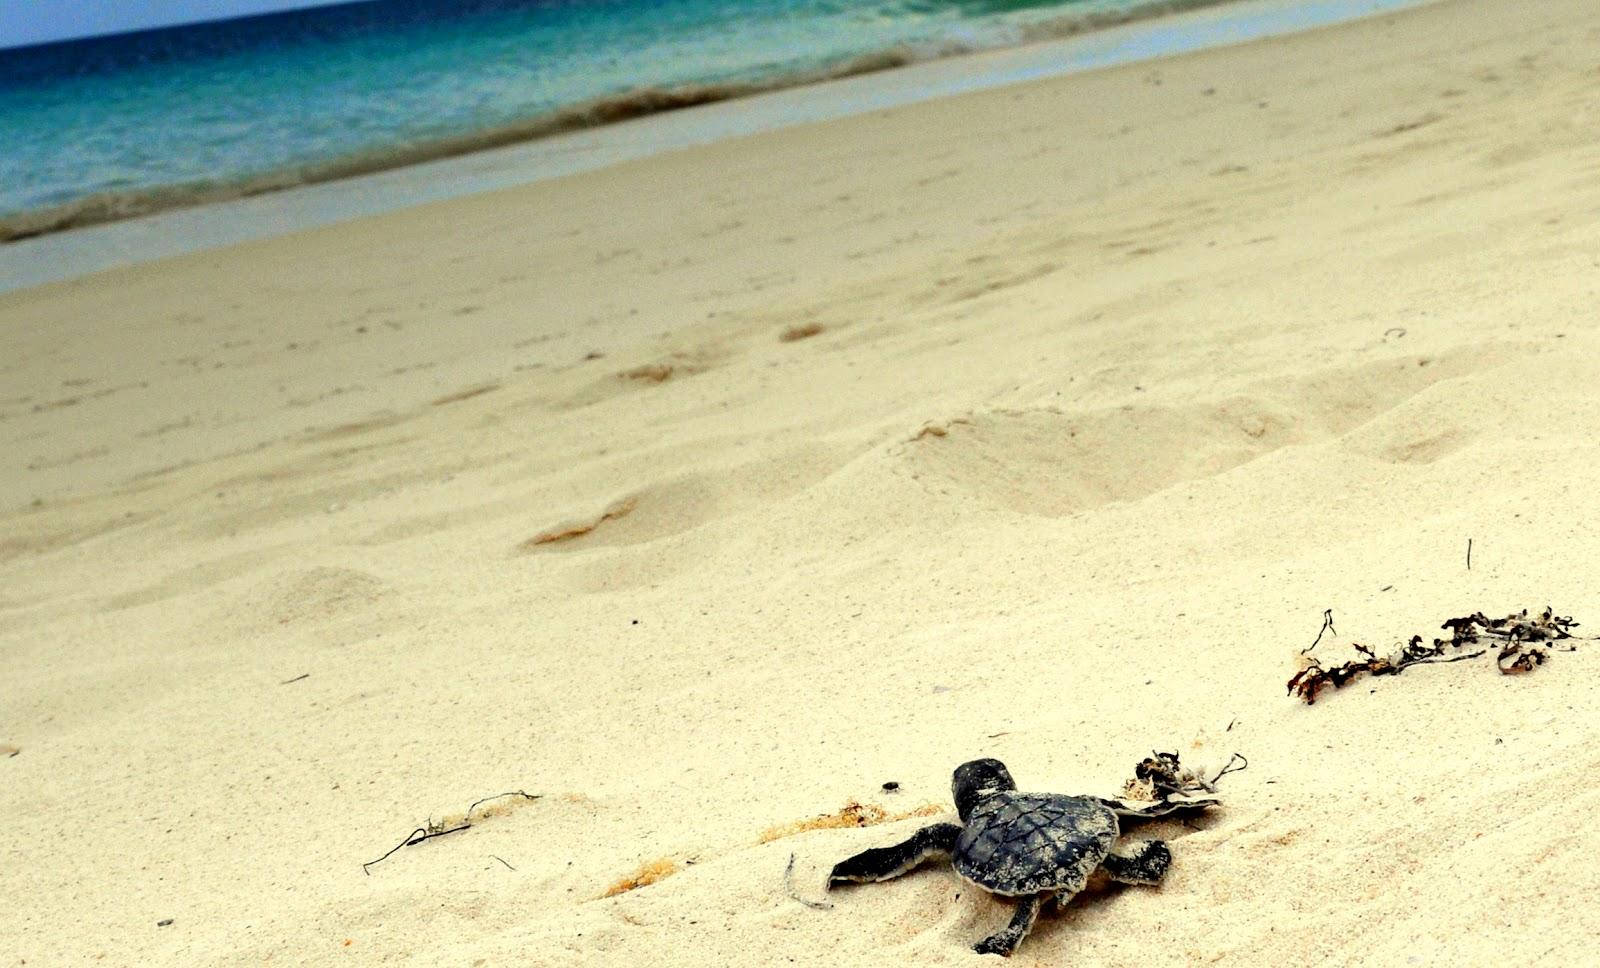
[5,0,1600,962]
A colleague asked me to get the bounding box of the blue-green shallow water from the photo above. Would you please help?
[0,0,1429,291]
[0,0,1251,238]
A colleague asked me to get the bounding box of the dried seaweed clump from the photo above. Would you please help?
[1287,607,1581,705]
[602,857,681,897]
[757,800,943,844]
[1118,750,1244,803]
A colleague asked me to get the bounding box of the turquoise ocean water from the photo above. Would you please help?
[0,0,1248,240]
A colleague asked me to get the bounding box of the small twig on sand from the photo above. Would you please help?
[363,824,470,874]
[1303,609,1336,654]
[279,673,310,685]
[1210,753,1248,785]
[463,791,540,821]
[1467,538,1473,571]
[363,791,541,874]
[784,853,833,911]
[490,855,516,871]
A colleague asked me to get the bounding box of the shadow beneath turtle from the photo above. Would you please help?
[1025,814,1222,947]
[1018,872,1165,951]
[1138,812,1226,835]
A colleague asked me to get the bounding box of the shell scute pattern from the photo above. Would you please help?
[953,793,1119,896]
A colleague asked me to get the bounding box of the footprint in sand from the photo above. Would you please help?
[519,497,640,551]
[897,401,1302,518]
[516,444,858,592]
[555,347,729,411]
[257,566,388,628]
[900,344,1533,516]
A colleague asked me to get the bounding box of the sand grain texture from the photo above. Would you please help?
[4,0,1600,963]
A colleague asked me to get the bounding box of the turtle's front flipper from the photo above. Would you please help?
[828,822,962,885]
[1102,839,1171,885]
[973,892,1042,957]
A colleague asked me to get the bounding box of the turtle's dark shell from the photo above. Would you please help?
[952,793,1119,896]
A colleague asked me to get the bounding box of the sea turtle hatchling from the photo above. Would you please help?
[827,758,1217,957]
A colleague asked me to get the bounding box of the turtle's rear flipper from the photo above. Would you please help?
[829,822,962,885]
[972,893,1042,957]
[1102,839,1171,885]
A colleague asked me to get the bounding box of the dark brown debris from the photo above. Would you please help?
[1496,643,1547,675]
[1288,607,1581,704]
[1133,751,1195,797]
[1118,750,1245,804]
[779,322,825,343]
[621,362,675,383]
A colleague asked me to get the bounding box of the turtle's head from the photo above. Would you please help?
[952,758,1016,822]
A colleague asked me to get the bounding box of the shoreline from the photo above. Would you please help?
[3,0,1256,243]
[0,0,1428,294]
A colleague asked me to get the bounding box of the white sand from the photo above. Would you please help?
[5,0,1600,963]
